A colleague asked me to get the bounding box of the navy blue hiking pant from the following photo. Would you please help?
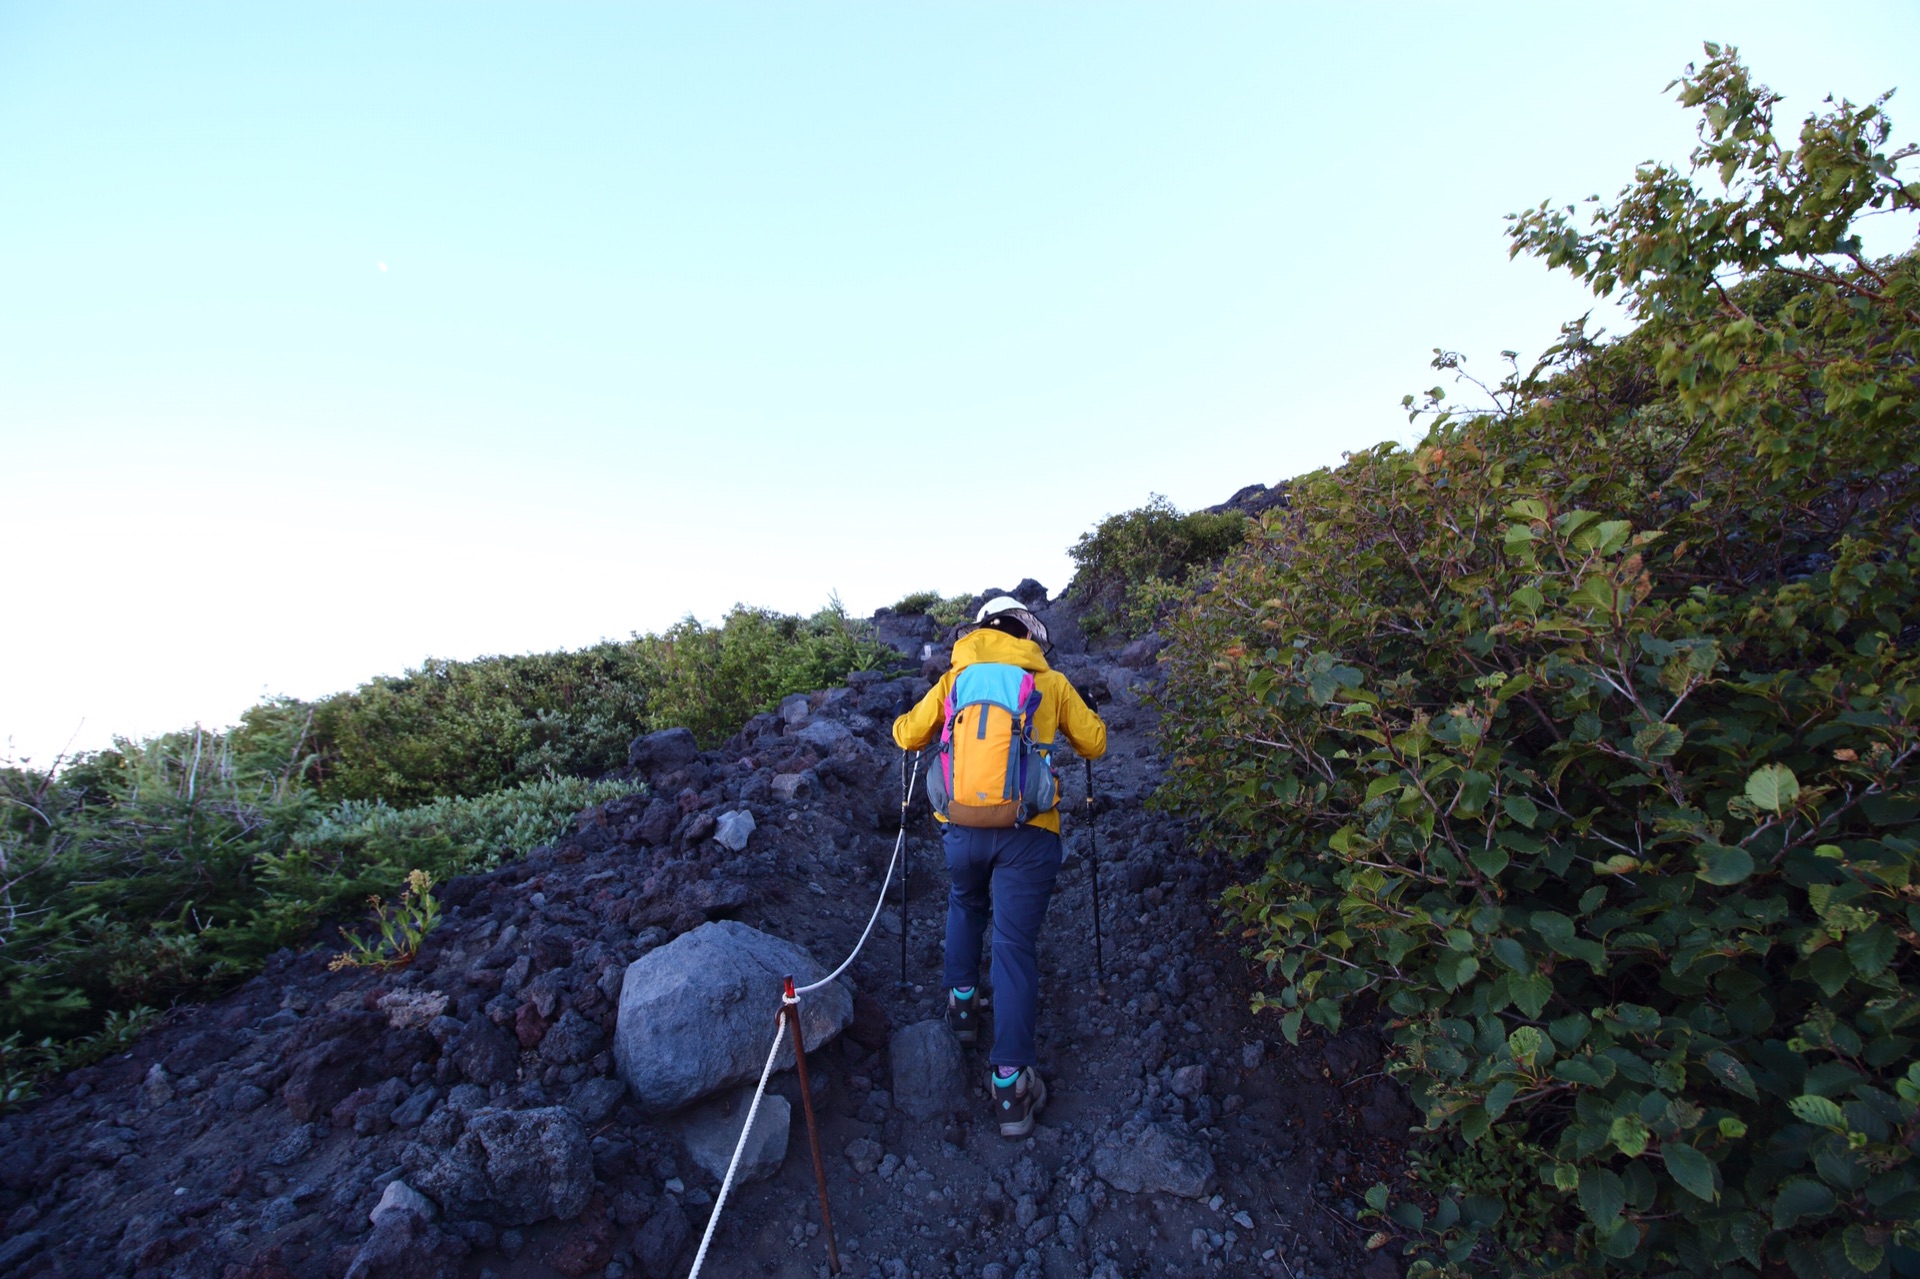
[941,822,1064,1069]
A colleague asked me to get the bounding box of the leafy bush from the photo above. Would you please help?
[628,599,896,745]
[892,591,974,629]
[1068,495,1247,637]
[286,597,898,802]
[0,728,639,1052]
[1157,50,1920,1277]
[892,590,944,614]
[292,643,651,805]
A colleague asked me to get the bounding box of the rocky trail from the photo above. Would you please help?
[0,573,1410,1279]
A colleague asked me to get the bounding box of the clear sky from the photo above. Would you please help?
[3,3,1915,764]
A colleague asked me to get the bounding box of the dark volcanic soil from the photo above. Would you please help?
[0,580,1410,1279]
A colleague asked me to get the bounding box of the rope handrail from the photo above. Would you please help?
[795,753,920,995]
[686,751,920,1277]
[685,994,793,1279]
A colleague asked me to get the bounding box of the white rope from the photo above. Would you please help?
[795,753,920,996]
[685,997,793,1279]
[684,754,922,1276]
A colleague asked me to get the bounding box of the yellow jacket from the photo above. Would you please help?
[892,629,1107,835]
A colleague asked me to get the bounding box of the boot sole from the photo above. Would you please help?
[997,1074,1047,1138]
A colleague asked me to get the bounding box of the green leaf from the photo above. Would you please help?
[1555,1058,1605,1086]
[1456,770,1492,817]
[1435,952,1481,992]
[1598,1220,1641,1259]
[1490,937,1529,971]
[1485,1080,1519,1120]
[1462,1193,1504,1227]
[1511,971,1553,1018]
[1695,843,1754,885]
[1703,1050,1759,1100]
[1549,1012,1591,1047]
[1808,945,1853,997]
[1578,1166,1626,1225]
[1632,722,1683,760]
[1787,1094,1847,1131]
[1746,763,1801,814]
[1845,924,1896,977]
[1661,1142,1718,1202]
[1843,1224,1886,1274]
[1503,794,1539,828]
[1470,846,1510,877]
[1507,1025,1545,1065]
[1365,1183,1389,1211]
[1610,1114,1650,1157]
[1772,1176,1838,1231]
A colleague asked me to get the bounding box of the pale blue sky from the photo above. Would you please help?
[3,3,1915,762]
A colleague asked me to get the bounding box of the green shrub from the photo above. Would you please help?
[0,731,638,1050]
[289,597,898,799]
[891,590,973,628]
[1157,50,1919,1277]
[1068,495,1247,637]
[892,590,943,614]
[294,642,654,805]
[629,599,896,745]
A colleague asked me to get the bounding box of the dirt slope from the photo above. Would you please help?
[0,586,1408,1279]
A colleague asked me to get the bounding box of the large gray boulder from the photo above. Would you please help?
[680,1088,790,1184]
[412,1106,593,1226]
[1091,1122,1216,1199]
[614,920,853,1113]
[889,1020,968,1120]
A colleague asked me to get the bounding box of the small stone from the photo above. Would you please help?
[141,1063,174,1107]
[632,1201,688,1279]
[844,1137,883,1175]
[267,1123,316,1166]
[369,1179,435,1226]
[1233,1210,1255,1229]
[713,809,756,852]
[771,772,816,803]
[1169,1065,1208,1099]
[888,1020,967,1121]
[794,719,851,752]
[567,1077,627,1125]
[378,988,450,1030]
[1091,1123,1216,1199]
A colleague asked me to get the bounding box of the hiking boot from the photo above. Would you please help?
[990,1066,1047,1138]
[946,990,979,1045]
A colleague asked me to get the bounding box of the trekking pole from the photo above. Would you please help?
[1084,756,1104,990]
[897,749,914,990]
[783,977,841,1274]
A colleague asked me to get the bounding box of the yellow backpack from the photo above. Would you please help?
[925,663,1059,827]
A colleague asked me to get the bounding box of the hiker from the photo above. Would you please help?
[892,596,1107,1137]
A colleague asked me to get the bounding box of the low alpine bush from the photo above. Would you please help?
[1068,495,1248,638]
[1157,48,1920,1277]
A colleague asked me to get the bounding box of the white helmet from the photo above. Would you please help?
[971,595,1050,646]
